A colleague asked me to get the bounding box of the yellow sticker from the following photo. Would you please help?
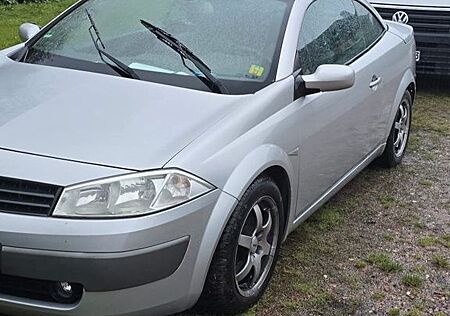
[249,65,265,77]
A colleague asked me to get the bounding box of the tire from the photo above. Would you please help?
[194,176,284,315]
[376,90,413,168]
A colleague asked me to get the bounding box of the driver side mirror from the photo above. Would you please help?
[19,23,40,42]
[294,64,355,100]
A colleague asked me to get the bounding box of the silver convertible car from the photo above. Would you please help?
[0,0,415,315]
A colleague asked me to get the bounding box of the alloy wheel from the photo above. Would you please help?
[234,196,280,297]
[393,99,410,157]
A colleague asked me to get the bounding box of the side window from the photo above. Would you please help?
[353,0,385,47]
[297,0,366,74]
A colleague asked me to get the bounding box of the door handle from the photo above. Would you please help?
[369,75,382,88]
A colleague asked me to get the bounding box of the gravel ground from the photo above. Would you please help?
[242,84,450,316]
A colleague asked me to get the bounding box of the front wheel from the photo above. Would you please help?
[376,90,413,168]
[194,176,283,314]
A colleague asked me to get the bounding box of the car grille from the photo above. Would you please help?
[0,177,62,216]
[374,6,450,75]
[415,43,450,75]
[375,7,450,34]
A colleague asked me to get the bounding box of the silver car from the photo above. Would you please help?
[0,0,415,315]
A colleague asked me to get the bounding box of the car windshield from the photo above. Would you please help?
[24,0,293,94]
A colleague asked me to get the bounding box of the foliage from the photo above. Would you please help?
[0,0,76,49]
[1,0,53,5]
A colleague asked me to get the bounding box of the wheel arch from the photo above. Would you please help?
[187,145,297,305]
[384,69,416,141]
[220,144,297,241]
[260,165,291,239]
[407,81,416,105]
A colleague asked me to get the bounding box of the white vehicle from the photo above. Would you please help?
[371,0,450,75]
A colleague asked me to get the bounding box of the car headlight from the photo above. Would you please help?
[53,170,214,218]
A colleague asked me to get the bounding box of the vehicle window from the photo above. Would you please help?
[25,0,294,94]
[296,0,367,74]
[353,1,384,48]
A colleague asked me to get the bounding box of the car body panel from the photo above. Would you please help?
[0,148,130,186]
[0,54,249,171]
[387,21,415,44]
[0,43,25,55]
[384,67,416,140]
[291,143,385,232]
[293,53,385,212]
[166,78,298,200]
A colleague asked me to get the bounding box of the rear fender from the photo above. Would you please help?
[383,68,415,141]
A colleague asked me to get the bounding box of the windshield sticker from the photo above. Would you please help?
[249,65,265,78]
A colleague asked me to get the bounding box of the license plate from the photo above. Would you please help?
[416,51,421,62]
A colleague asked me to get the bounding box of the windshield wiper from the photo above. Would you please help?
[140,19,228,94]
[86,9,140,80]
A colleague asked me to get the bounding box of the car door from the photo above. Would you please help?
[351,0,403,149]
[355,0,413,148]
[293,0,387,215]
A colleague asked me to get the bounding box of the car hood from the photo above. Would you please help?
[0,55,246,170]
[371,0,450,8]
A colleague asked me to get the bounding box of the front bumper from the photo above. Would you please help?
[1,237,189,293]
[0,188,238,316]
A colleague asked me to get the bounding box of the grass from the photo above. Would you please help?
[240,307,257,316]
[411,264,427,274]
[379,194,396,209]
[441,234,450,248]
[407,134,420,151]
[410,216,426,229]
[388,308,401,316]
[354,260,367,269]
[418,236,438,247]
[280,299,301,311]
[383,234,395,241]
[405,308,422,316]
[283,278,354,313]
[422,151,438,161]
[0,0,77,49]
[418,179,433,187]
[341,272,362,290]
[303,291,336,310]
[402,273,424,288]
[307,204,344,231]
[291,281,318,295]
[418,235,450,248]
[413,94,450,136]
[366,252,403,273]
[371,292,385,301]
[431,255,449,269]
